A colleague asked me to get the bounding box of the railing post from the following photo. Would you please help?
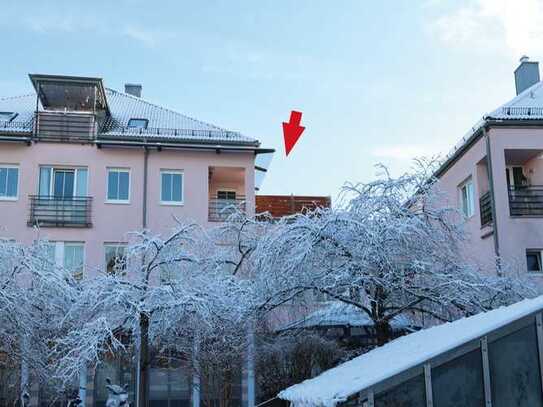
[481,336,492,407]
[424,363,433,407]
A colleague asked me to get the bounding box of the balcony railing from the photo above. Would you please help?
[35,111,96,141]
[479,192,493,226]
[208,196,246,222]
[28,196,92,228]
[508,186,543,217]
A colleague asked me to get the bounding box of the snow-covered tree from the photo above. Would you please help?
[52,222,256,407]
[251,161,534,345]
[0,239,82,404]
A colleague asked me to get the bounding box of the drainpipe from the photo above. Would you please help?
[143,147,149,229]
[484,126,502,275]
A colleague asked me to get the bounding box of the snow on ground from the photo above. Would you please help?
[279,296,543,407]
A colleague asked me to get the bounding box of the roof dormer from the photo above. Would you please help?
[29,74,110,114]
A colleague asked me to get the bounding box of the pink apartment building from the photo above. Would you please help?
[0,74,273,278]
[436,56,543,276]
[0,74,275,407]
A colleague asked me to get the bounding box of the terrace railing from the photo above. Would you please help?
[208,196,246,222]
[508,186,543,217]
[479,191,493,227]
[35,111,96,141]
[28,195,92,227]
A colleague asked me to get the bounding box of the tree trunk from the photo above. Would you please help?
[139,313,150,407]
[79,363,87,406]
[374,321,392,346]
[20,335,29,407]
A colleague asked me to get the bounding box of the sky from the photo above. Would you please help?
[2,0,543,200]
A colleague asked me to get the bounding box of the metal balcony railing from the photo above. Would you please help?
[508,186,543,217]
[208,196,246,222]
[28,196,92,227]
[479,191,493,226]
[35,111,96,141]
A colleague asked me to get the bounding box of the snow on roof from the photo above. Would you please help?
[279,302,410,331]
[0,89,259,146]
[438,79,543,176]
[486,80,543,120]
[278,296,543,407]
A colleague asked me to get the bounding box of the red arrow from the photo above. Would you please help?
[282,110,305,156]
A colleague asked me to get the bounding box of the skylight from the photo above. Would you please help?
[127,118,148,129]
[0,112,17,122]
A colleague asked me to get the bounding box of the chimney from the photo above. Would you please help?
[514,56,540,95]
[125,83,142,98]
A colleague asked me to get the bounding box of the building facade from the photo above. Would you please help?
[434,57,543,276]
[0,74,273,407]
[0,74,272,277]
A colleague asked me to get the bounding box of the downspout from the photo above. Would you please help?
[135,147,150,407]
[143,147,149,229]
[484,125,502,275]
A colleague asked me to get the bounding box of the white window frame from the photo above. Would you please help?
[160,170,184,206]
[38,166,88,197]
[459,177,475,218]
[106,168,131,204]
[63,242,85,280]
[104,243,128,274]
[46,241,85,279]
[0,164,19,201]
[216,188,237,200]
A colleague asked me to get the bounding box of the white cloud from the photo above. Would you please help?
[431,0,543,57]
[371,145,444,160]
[122,26,178,47]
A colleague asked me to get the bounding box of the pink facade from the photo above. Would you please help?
[434,58,543,277]
[437,125,543,276]
[0,74,267,278]
[0,141,255,273]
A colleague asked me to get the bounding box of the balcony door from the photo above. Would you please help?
[505,166,527,189]
[36,167,89,225]
[39,167,88,198]
[53,169,75,198]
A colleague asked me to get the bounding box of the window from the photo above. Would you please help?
[105,244,127,275]
[161,171,183,204]
[459,178,475,218]
[431,349,484,407]
[0,112,17,122]
[107,169,130,203]
[527,250,542,272]
[217,190,237,200]
[0,166,18,199]
[42,241,84,278]
[489,324,543,407]
[63,243,85,280]
[127,118,148,129]
[38,167,88,197]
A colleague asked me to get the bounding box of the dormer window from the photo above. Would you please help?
[0,112,17,122]
[128,118,148,129]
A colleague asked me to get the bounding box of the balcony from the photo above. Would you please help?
[28,196,92,228]
[34,111,96,141]
[508,186,543,217]
[208,196,246,222]
[479,192,493,226]
[208,166,247,222]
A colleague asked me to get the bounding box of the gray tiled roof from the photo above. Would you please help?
[0,89,259,146]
